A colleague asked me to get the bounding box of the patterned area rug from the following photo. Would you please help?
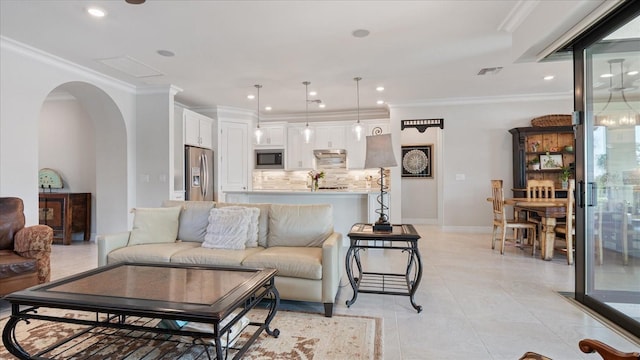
[0,308,382,359]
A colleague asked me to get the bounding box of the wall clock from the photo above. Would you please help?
[38,168,64,189]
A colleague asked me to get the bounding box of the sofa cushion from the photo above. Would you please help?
[171,246,264,266]
[214,206,259,247]
[267,204,333,247]
[163,201,215,243]
[128,207,182,246]
[216,203,270,247]
[242,247,322,280]
[108,242,200,264]
[202,208,251,250]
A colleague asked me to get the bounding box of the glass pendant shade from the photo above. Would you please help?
[254,127,263,144]
[352,122,363,141]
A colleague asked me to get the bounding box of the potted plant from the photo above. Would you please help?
[559,166,571,188]
[527,157,540,170]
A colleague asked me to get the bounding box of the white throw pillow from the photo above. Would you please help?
[221,206,260,247]
[128,206,182,246]
[202,208,251,250]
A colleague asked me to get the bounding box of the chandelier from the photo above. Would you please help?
[595,58,639,127]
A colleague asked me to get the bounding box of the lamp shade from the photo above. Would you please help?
[364,134,397,169]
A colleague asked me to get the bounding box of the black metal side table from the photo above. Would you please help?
[345,223,423,312]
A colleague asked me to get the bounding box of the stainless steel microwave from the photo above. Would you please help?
[255,149,284,169]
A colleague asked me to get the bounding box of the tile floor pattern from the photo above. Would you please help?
[2,225,639,359]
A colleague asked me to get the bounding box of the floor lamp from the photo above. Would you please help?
[364,133,397,232]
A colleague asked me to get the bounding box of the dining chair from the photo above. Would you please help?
[553,179,575,265]
[490,180,537,255]
[526,179,556,199]
[520,179,556,248]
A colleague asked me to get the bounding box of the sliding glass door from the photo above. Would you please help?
[574,4,639,337]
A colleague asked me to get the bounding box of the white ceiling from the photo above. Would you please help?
[0,0,631,117]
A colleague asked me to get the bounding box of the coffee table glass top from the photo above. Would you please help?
[5,262,277,320]
[47,264,257,304]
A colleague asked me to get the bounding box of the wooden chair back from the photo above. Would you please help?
[527,179,556,199]
[491,180,506,223]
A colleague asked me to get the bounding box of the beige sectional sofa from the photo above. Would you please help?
[97,201,344,317]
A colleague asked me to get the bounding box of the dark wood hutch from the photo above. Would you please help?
[509,125,575,198]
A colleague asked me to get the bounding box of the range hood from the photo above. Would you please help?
[314,149,347,169]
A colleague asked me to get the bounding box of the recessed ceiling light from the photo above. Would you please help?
[318,103,326,108]
[376,100,385,105]
[543,75,555,80]
[156,49,175,57]
[352,29,370,38]
[600,73,614,78]
[126,0,146,4]
[265,106,272,111]
[247,94,255,100]
[309,91,317,96]
[628,70,639,76]
[376,86,385,92]
[87,7,106,17]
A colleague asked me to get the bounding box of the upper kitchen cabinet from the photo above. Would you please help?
[314,124,346,149]
[184,109,213,149]
[287,125,315,170]
[253,122,286,147]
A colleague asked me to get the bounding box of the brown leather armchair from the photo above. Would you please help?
[0,197,53,296]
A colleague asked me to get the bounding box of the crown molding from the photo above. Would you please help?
[498,0,540,33]
[262,107,389,122]
[137,84,183,96]
[389,92,572,108]
[1,36,136,94]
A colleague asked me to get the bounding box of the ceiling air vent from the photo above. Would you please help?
[477,67,503,75]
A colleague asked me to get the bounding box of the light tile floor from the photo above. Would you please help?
[2,225,639,359]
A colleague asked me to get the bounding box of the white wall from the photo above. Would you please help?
[38,98,97,235]
[0,37,136,234]
[391,95,572,231]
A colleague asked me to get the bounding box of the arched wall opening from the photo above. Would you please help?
[39,81,128,239]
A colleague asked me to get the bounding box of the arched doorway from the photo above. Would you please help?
[39,81,128,239]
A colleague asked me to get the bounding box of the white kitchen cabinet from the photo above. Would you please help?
[286,126,314,170]
[253,123,285,147]
[184,109,213,149]
[314,125,346,149]
[219,120,249,191]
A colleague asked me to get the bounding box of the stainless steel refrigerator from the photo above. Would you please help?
[185,146,214,201]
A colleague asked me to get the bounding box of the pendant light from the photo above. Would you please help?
[352,77,364,141]
[253,84,263,144]
[596,58,639,127]
[302,81,313,144]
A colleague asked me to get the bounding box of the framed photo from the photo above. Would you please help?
[539,154,563,169]
[401,145,433,178]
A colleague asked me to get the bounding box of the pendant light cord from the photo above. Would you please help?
[354,77,361,124]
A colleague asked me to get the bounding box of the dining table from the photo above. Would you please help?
[488,197,569,261]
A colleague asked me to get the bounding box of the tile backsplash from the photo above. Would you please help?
[252,169,390,191]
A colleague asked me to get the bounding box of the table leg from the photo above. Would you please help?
[407,243,423,313]
[2,306,34,360]
[541,217,557,261]
[345,245,362,307]
[263,285,280,337]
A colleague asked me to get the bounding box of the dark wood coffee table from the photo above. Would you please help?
[2,262,279,359]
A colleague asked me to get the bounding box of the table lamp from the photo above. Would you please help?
[364,133,397,232]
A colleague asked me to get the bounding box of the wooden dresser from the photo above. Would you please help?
[39,193,91,245]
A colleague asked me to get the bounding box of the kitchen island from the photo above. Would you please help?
[223,190,384,244]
